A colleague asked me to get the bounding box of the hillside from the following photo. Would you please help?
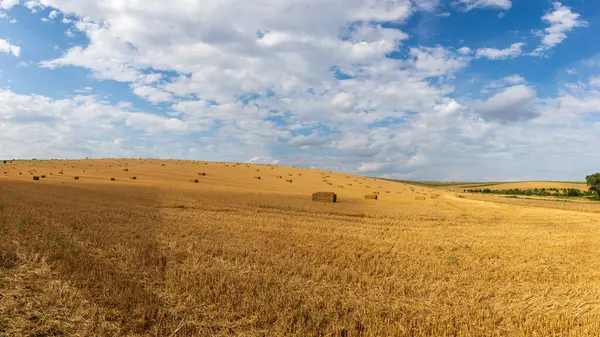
[1,159,600,336]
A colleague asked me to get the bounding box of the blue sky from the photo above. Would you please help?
[1,0,599,181]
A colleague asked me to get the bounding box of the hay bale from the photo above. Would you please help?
[41,175,46,178]
[338,185,344,188]
[254,176,261,180]
[327,183,333,185]
[191,179,199,183]
[373,191,379,195]
[131,176,137,180]
[364,194,378,200]
[123,168,129,171]
[288,174,293,176]
[312,192,337,203]
[415,196,426,200]
[110,178,116,181]
[198,172,206,176]
[32,176,40,181]
[74,176,79,180]
[385,191,390,193]
[286,179,293,183]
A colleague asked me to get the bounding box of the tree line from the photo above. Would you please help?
[465,187,589,197]
[464,173,600,199]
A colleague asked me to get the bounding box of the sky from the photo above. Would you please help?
[0,0,599,181]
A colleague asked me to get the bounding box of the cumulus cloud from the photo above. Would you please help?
[0,38,20,57]
[453,0,511,11]
[0,89,214,158]
[0,0,19,10]
[482,74,526,92]
[457,47,471,55]
[357,162,390,172]
[470,85,537,121]
[1,0,599,181]
[532,2,587,56]
[476,42,525,60]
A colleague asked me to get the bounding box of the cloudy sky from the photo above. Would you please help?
[1,0,599,181]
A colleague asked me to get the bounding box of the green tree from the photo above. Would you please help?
[586,173,600,198]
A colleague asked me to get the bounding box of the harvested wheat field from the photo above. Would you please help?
[484,181,588,191]
[2,159,600,336]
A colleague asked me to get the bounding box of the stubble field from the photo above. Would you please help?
[1,159,600,336]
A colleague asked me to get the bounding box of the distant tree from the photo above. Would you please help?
[586,173,600,198]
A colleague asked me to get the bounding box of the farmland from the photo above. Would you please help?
[1,159,600,336]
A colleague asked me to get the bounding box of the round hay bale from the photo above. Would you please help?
[41,175,46,178]
[312,192,337,203]
[74,176,80,180]
[364,194,378,200]
[110,178,116,181]
[254,176,261,180]
[415,196,426,201]
[32,176,40,181]
[123,168,129,171]
[286,179,293,183]
[198,172,206,176]
[131,176,137,180]
[373,191,379,195]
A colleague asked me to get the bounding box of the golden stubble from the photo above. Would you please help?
[1,159,600,336]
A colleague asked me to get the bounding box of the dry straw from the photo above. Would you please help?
[312,192,337,203]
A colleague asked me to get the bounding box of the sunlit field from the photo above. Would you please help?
[1,159,600,336]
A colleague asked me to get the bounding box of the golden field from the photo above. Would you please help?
[442,181,588,192]
[483,181,587,191]
[1,159,600,336]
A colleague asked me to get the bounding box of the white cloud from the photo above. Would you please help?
[1,0,598,181]
[131,85,173,104]
[48,10,58,19]
[357,162,390,172]
[457,47,471,55]
[532,2,587,56]
[0,39,20,57]
[590,76,600,87]
[470,85,537,121]
[476,42,525,60]
[503,74,526,85]
[408,46,469,77]
[453,0,511,11]
[0,0,19,10]
[0,89,214,158]
[407,154,427,167]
